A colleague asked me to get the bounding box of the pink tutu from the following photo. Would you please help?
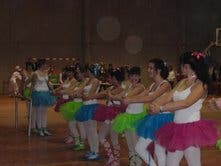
[155,119,218,151]
[54,98,71,112]
[93,104,126,122]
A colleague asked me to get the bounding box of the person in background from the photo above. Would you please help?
[31,59,55,136]
[8,66,23,97]
[48,65,60,89]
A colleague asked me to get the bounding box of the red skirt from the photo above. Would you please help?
[93,104,126,122]
[155,119,218,151]
[54,98,71,112]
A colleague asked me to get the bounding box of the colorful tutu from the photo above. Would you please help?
[60,101,83,121]
[143,104,148,112]
[75,104,99,122]
[136,113,174,140]
[216,139,221,151]
[23,87,31,98]
[54,98,72,112]
[112,111,147,133]
[92,104,126,122]
[155,119,218,151]
[32,91,55,107]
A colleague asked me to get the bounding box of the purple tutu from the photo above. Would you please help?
[93,104,126,122]
[155,119,218,151]
[54,98,71,112]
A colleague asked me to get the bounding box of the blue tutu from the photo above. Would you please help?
[75,104,98,122]
[136,113,174,140]
[32,91,55,107]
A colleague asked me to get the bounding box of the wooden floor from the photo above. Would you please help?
[0,96,221,166]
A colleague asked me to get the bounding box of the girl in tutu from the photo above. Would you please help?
[112,66,146,166]
[91,68,126,165]
[53,67,78,144]
[150,51,218,166]
[31,59,55,136]
[74,64,100,160]
[124,58,173,166]
[8,66,23,96]
[60,68,88,150]
[53,67,77,114]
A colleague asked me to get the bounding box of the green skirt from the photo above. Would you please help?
[23,87,31,98]
[216,139,221,151]
[60,101,83,121]
[112,111,147,133]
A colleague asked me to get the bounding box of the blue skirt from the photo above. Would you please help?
[136,113,174,140]
[32,91,55,107]
[75,104,98,122]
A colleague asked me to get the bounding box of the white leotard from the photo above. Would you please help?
[173,85,204,124]
[34,71,49,91]
[83,82,99,105]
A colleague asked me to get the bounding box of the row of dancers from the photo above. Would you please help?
[23,51,219,166]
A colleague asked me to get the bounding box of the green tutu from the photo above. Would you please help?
[112,111,147,133]
[216,139,221,151]
[143,104,149,113]
[60,101,83,121]
[23,87,31,98]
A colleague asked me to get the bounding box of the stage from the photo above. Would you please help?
[0,96,220,166]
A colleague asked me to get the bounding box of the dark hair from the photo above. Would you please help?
[35,59,46,70]
[64,66,75,74]
[149,58,169,79]
[110,68,125,83]
[179,51,209,85]
[25,61,35,71]
[128,66,141,75]
[78,64,92,74]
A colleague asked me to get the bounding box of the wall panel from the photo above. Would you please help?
[0,0,221,93]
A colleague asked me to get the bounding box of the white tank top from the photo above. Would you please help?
[149,80,171,114]
[83,82,100,105]
[73,85,83,102]
[61,82,71,99]
[126,103,144,114]
[173,85,204,123]
[34,71,49,91]
[125,84,144,114]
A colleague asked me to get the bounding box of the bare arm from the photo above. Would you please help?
[126,84,145,98]
[108,89,126,101]
[83,79,100,100]
[87,89,108,100]
[152,80,185,106]
[30,73,37,91]
[150,81,206,113]
[72,79,89,98]
[60,80,78,94]
[125,82,170,104]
